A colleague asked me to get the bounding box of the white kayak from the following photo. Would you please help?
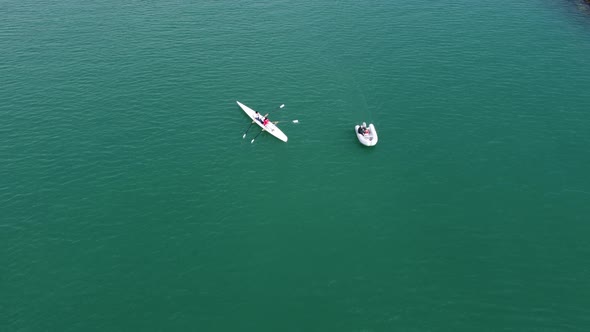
[355,122,378,146]
[237,101,288,142]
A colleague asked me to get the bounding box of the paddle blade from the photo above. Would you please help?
[251,139,255,144]
[280,104,285,109]
[243,133,246,138]
[292,120,299,123]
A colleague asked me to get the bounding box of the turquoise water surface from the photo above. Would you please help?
[2,0,590,331]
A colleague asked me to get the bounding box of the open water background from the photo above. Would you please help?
[2,0,590,331]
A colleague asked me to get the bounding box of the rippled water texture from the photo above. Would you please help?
[2,0,590,331]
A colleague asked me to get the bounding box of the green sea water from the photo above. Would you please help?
[2,0,590,331]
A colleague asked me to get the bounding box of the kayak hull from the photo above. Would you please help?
[237,101,288,142]
[355,123,378,146]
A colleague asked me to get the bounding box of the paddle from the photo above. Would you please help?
[256,103,285,127]
[274,104,285,113]
[250,129,265,144]
[264,104,284,120]
[271,120,298,125]
[262,104,284,118]
[250,120,292,143]
[242,121,255,139]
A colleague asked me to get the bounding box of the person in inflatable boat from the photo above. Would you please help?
[358,125,369,135]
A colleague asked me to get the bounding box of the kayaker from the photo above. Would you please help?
[263,118,270,126]
[255,112,264,124]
